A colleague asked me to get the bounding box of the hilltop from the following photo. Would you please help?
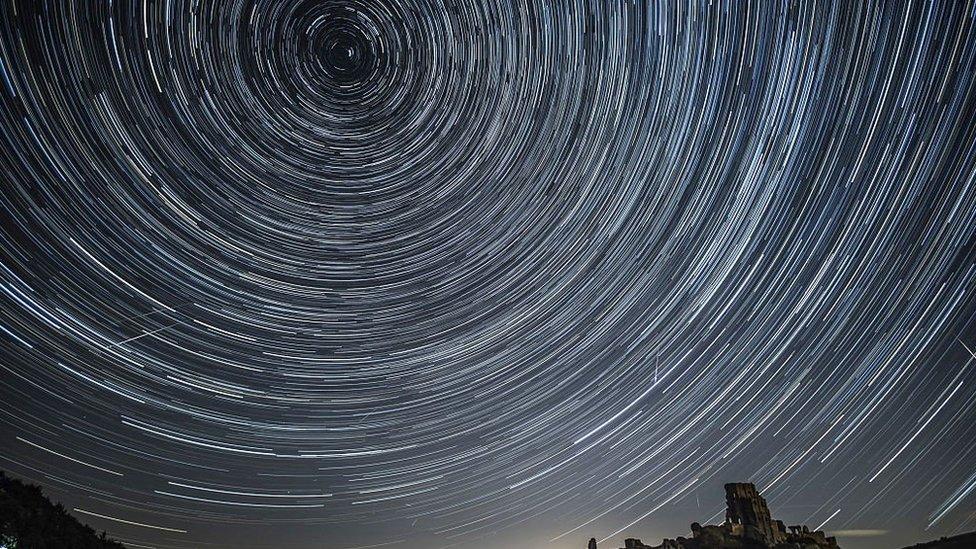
[0,471,126,549]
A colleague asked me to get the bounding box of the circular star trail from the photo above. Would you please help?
[2,1,976,548]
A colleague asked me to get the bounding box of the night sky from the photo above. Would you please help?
[1,1,976,549]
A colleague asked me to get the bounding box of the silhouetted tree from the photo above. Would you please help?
[0,471,126,548]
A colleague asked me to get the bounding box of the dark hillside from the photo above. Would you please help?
[0,471,126,549]
[900,531,976,549]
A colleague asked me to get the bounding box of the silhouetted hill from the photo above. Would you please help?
[900,531,976,549]
[0,471,126,548]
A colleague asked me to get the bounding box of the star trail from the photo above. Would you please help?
[1,1,976,548]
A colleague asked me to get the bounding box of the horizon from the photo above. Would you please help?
[0,469,951,549]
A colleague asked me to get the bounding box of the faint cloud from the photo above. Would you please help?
[831,529,888,537]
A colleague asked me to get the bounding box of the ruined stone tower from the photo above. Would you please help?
[606,481,838,549]
[724,483,784,544]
